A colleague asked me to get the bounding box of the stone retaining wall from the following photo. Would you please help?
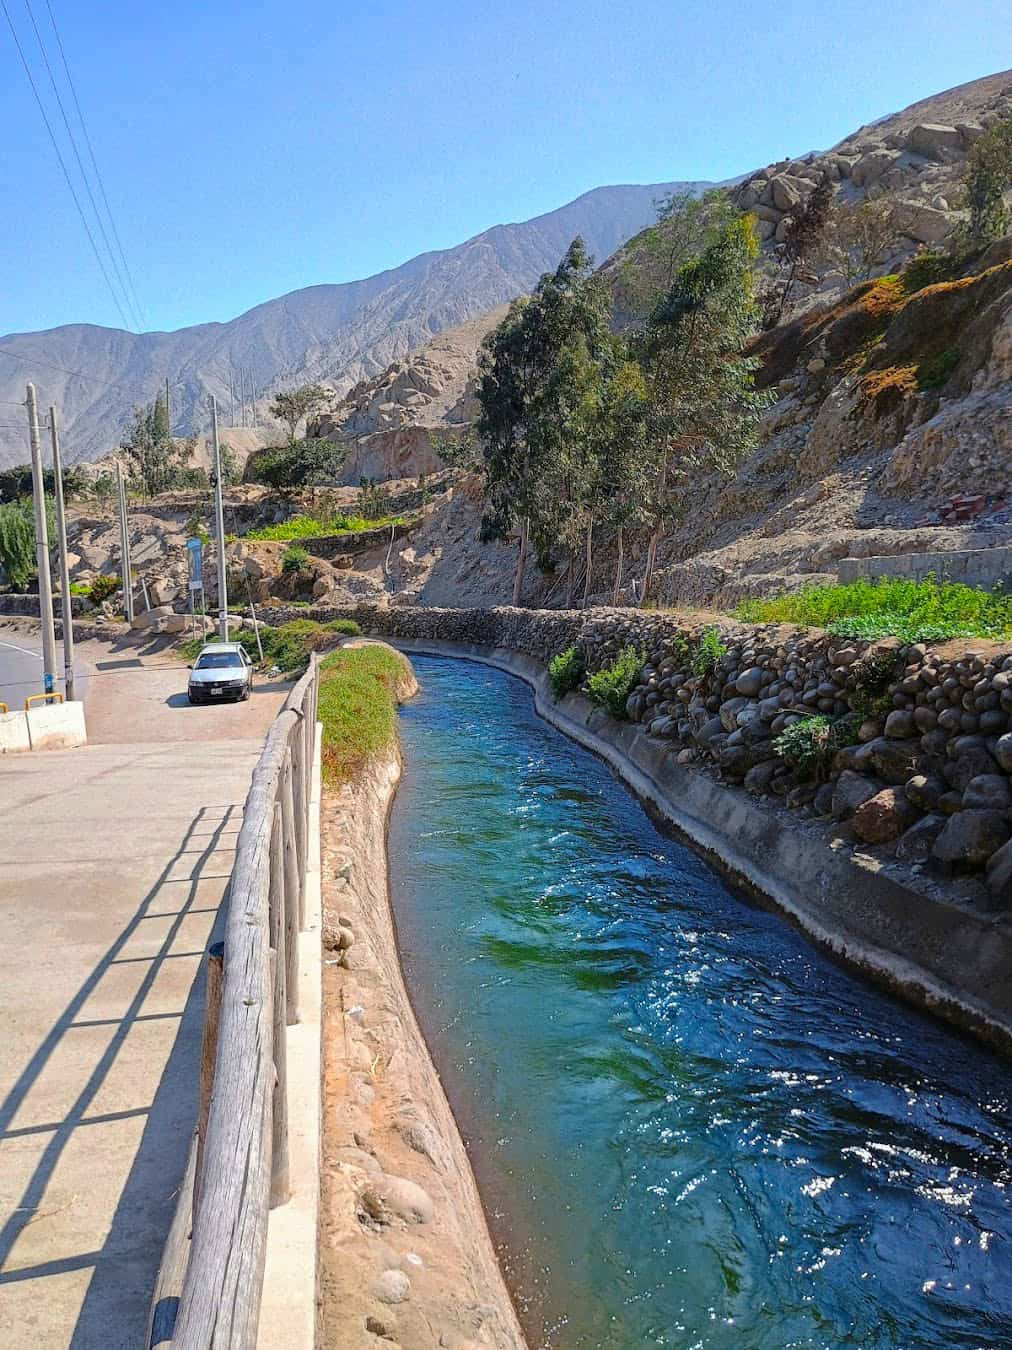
[837,546,1012,592]
[282,602,1012,909]
[0,593,87,618]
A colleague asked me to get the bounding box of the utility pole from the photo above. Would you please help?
[240,366,248,428]
[249,370,258,427]
[25,384,58,695]
[116,461,135,623]
[49,407,76,701]
[210,396,228,640]
[229,366,236,428]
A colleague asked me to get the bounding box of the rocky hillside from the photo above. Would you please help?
[0,181,707,469]
[305,308,507,484]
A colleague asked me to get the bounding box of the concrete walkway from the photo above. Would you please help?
[0,634,286,1347]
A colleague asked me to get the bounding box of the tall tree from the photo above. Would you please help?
[270,384,330,444]
[120,398,195,496]
[475,239,611,605]
[958,117,1012,251]
[616,189,740,323]
[638,215,772,606]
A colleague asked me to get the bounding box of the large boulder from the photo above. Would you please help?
[852,788,919,844]
[907,123,963,160]
[932,810,1011,872]
[895,814,947,863]
[832,769,881,820]
[985,839,1012,906]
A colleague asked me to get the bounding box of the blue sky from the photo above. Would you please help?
[0,0,1007,335]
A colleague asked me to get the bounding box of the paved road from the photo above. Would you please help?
[0,632,89,712]
[0,628,287,1347]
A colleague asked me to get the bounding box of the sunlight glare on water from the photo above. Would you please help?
[387,656,1012,1349]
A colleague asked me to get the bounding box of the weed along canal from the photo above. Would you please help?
[386,655,1012,1349]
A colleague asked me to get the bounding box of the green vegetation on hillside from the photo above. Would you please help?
[0,497,53,589]
[318,643,408,786]
[736,577,1012,642]
[586,646,645,717]
[245,511,406,541]
[245,438,349,488]
[180,616,361,674]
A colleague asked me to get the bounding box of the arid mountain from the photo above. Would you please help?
[0,180,709,468]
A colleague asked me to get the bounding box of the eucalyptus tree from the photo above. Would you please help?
[637,214,772,606]
[475,238,612,606]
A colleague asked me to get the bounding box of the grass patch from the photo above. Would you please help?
[245,512,406,542]
[318,644,407,786]
[179,616,362,673]
[736,577,1012,643]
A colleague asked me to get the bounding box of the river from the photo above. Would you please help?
[387,655,1012,1349]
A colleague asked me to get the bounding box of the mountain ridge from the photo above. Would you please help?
[0,179,712,467]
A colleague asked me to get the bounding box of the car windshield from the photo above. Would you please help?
[195,652,242,670]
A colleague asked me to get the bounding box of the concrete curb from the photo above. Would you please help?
[258,721,323,1350]
[392,638,1012,1056]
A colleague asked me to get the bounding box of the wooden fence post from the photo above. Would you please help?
[268,804,290,1207]
[290,729,308,923]
[193,941,224,1225]
[280,753,301,1024]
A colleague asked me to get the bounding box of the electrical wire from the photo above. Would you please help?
[22,0,143,331]
[0,0,134,331]
[42,0,147,330]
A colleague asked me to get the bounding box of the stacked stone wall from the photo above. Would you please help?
[269,601,1012,906]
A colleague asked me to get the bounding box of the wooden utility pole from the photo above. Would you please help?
[25,384,58,693]
[229,366,236,428]
[49,407,76,700]
[210,396,228,640]
[115,461,134,623]
[239,366,247,428]
[249,369,259,427]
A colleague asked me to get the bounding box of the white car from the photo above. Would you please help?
[187,641,254,704]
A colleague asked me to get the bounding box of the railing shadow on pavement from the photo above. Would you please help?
[0,799,244,1347]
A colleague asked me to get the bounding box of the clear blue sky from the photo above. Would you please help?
[0,0,1007,336]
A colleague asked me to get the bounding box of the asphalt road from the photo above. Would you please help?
[0,631,88,711]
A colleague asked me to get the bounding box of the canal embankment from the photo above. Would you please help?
[315,642,525,1349]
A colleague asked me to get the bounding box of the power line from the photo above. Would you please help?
[0,0,134,331]
[21,0,143,331]
[0,346,183,404]
[42,0,147,330]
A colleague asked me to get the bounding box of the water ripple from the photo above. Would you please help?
[389,656,1012,1349]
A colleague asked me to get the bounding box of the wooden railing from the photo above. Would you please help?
[148,654,320,1348]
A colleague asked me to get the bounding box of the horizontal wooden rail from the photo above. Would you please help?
[149,654,319,1349]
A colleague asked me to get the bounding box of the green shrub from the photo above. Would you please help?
[773,714,861,781]
[281,545,310,574]
[548,645,585,698]
[917,346,960,390]
[88,573,120,604]
[735,577,1012,643]
[901,249,959,294]
[586,646,645,719]
[325,618,362,636]
[245,438,348,488]
[691,626,727,678]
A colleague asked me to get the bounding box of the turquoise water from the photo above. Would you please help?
[387,656,1012,1349]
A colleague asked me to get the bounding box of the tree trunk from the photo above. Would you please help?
[582,523,593,608]
[611,526,624,607]
[566,552,576,609]
[512,516,529,607]
[641,529,660,609]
